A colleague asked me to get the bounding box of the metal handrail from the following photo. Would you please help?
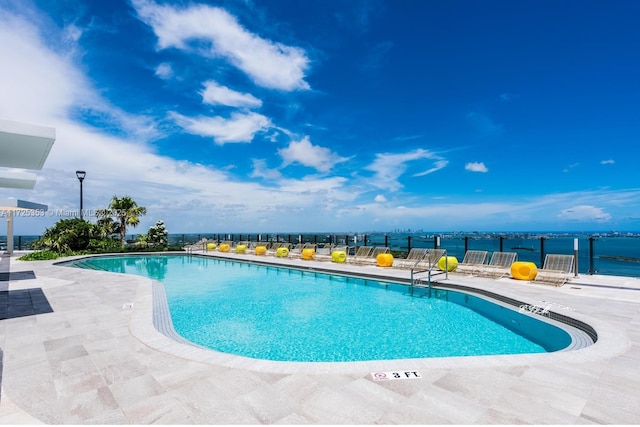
[410,249,448,296]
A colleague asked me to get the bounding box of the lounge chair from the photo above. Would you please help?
[287,243,306,258]
[392,248,429,269]
[533,254,575,286]
[347,246,374,264]
[311,243,330,258]
[262,242,281,255]
[313,244,339,262]
[473,251,518,278]
[453,250,489,275]
[350,247,389,265]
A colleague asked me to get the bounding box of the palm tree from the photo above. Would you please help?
[96,195,147,248]
[95,216,119,239]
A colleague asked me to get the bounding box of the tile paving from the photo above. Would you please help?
[0,251,639,424]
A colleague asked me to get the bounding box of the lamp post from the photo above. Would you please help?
[76,170,86,220]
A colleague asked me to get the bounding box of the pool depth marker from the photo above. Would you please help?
[371,371,422,381]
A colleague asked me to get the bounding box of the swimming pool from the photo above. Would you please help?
[65,254,583,362]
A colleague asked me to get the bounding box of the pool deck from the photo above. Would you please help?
[1,250,639,424]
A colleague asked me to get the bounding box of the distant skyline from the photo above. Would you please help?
[1,0,639,235]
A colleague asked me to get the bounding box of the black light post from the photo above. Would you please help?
[76,170,86,220]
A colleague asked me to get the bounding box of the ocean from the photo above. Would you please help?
[3,231,639,279]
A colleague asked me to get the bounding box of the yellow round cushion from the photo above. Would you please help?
[376,253,394,267]
[219,243,230,252]
[301,248,315,260]
[206,243,217,251]
[255,245,267,255]
[236,244,246,254]
[511,261,538,280]
[331,251,347,263]
[437,256,458,271]
[276,247,289,257]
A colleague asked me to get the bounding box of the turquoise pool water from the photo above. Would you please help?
[66,255,572,362]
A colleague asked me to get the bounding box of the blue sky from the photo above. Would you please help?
[1,0,639,235]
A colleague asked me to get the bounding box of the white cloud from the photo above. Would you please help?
[365,149,448,191]
[465,162,488,173]
[277,176,349,194]
[601,159,615,165]
[278,136,349,173]
[374,194,387,203]
[0,12,90,123]
[250,159,282,180]
[412,159,449,177]
[201,81,262,108]
[558,205,612,222]
[62,23,83,44]
[0,7,160,143]
[155,62,174,79]
[132,0,310,91]
[170,111,272,144]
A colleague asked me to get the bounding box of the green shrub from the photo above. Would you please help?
[24,214,181,260]
[87,238,121,252]
[18,250,65,261]
[32,218,99,252]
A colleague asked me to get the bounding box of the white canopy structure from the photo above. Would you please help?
[0,118,56,189]
[0,198,48,254]
[0,118,56,253]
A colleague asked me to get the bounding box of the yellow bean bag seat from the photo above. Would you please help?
[219,243,230,252]
[301,248,315,260]
[510,261,538,280]
[376,253,394,267]
[255,245,267,255]
[276,247,289,257]
[331,251,347,263]
[437,256,458,271]
[235,244,246,254]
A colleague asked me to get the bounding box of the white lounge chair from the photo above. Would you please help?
[474,251,518,278]
[287,243,306,258]
[453,250,489,275]
[352,247,390,265]
[533,254,575,286]
[393,248,429,269]
[347,246,374,264]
